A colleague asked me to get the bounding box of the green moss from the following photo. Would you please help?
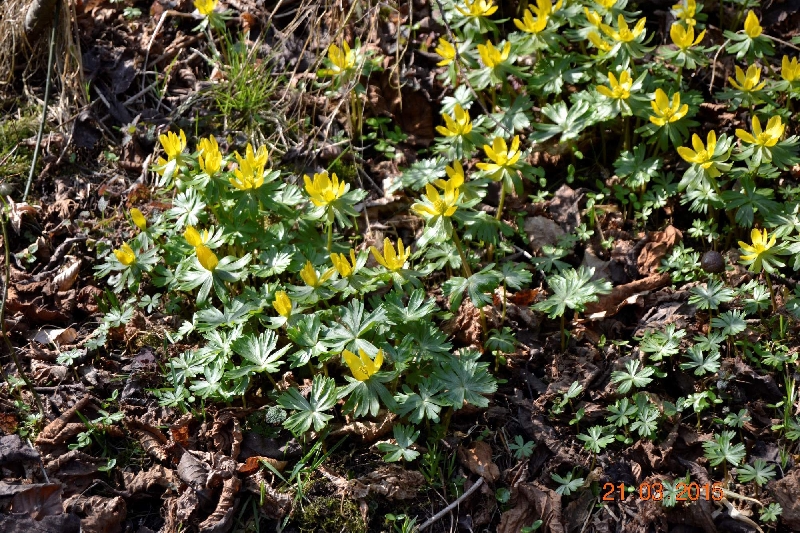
[327,158,359,182]
[0,105,39,185]
[294,494,366,533]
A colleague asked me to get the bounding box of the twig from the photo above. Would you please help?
[708,37,731,93]
[23,0,61,202]
[418,477,484,531]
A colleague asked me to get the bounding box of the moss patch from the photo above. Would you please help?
[294,493,366,533]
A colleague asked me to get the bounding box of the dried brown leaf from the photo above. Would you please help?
[458,441,500,483]
[498,482,564,533]
[63,494,126,533]
[10,483,62,519]
[124,464,178,494]
[347,465,425,500]
[198,476,241,533]
[125,419,169,462]
[53,260,81,292]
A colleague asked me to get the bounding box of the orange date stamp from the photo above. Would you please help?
[602,481,724,502]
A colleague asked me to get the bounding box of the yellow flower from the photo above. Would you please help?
[600,15,646,43]
[435,160,466,189]
[534,0,563,16]
[670,23,705,50]
[584,8,602,27]
[303,171,347,208]
[477,41,511,69]
[672,0,697,26]
[299,260,334,288]
[456,0,497,18]
[738,228,776,263]
[743,10,761,38]
[782,56,800,83]
[514,7,548,34]
[728,65,766,92]
[677,130,718,168]
[184,226,209,247]
[273,291,292,318]
[412,182,460,218]
[596,0,617,8]
[230,143,267,191]
[130,208,147,231]
[597,70,633,100]
[342,348,383,381]
[330,250,358,278]
[736,115,785,147]
[319,42,356,77]
[588,32,612,52]
[198,136,222,175]
[113,243,136,266]
[194,0,217,17]
[370,238,409,272]
[196,244,218,271]
[476,136,522,178]
[435,38,457,66]
[649,89,688,126]
[436,104,473,137]
[159,129,186,161]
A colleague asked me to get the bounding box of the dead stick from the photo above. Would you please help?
[418,477,484,531]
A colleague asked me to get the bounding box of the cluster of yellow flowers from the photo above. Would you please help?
[230,144,267,191]
[513,0,562,34]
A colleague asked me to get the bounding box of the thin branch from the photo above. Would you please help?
[418,477,485,531]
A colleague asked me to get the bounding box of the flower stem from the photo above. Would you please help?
[453,231,487,339]
[326,221,333,253]
[495,183,507,221]
[766,272,776,313]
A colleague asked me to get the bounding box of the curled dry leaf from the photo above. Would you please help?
[497,483,565,533]
[5,196,40,234]
[10,483,62,519]
[242,469,292,519]
[30,327,78,345]
[0,434,40,467]
[123,464,178,494]
[198,476,241,533]
[125,419,169,462]
[330,410,396,442]
[36,396,94,446]
[637,225,682,275]
[177,451,209,489]
[347,465,425,500]
[458,440,500,483]
[170,413,194,448]
[238,456,287,476]
[210,411,243,460]
[63,494,126,533]
[53,260,82,291]
[770,467,800,529]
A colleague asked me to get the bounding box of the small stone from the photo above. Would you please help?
[701,251,725,274]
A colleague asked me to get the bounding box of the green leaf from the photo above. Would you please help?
[533,266,612,318]
[278,375,338,434]
[441,264,502,312]
[376,425,420,462]
[611,360,654,394]
[434,351,497,409]
[226,330,289,378]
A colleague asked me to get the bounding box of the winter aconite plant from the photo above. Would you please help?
[85,0,800,525]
